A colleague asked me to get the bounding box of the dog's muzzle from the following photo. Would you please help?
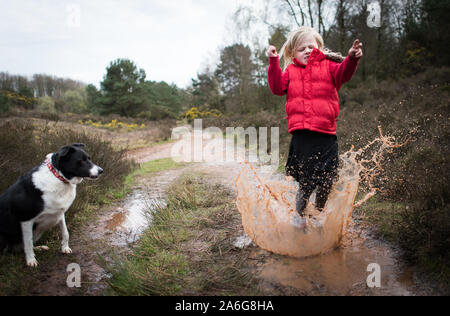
[89,166,104,179]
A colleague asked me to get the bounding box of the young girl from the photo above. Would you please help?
[267,26,363,216]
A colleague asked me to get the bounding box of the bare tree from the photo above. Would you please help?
[281,0,332,36]
[317,0,325,34]
[307,0,314,27]
[335,0,349,53]
[283,0,306,26]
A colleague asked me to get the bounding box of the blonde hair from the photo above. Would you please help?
[279,26,324,70]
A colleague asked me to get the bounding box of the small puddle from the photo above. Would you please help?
[104,190,167,247]
[93,168,188,248]
[118,190,166,245]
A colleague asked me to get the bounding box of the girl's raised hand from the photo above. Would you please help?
[349,40,363,59]
[267,45,278,58]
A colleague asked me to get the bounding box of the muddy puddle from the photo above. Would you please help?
[233,130,435,295]
[235,180,433,295]
[247,214,429,296]
[254,240,420,296]
[92,191,158,247]
[90,167,189,248]
[106,190,166,246]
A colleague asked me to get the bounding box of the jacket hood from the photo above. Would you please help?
[323,48,345,63]
[293,48,345,66]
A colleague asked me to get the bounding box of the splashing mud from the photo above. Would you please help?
[235,127,403,258]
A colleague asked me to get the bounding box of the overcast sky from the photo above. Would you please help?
[0,0,255,88]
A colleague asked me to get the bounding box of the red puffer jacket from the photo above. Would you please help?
[268,48,359,135]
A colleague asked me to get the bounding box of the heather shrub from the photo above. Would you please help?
[0,119,135,220]
[339,67,449,287]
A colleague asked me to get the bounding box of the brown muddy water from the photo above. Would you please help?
[233,131,434,295]
[90,167,187,248]
[234,163,431,295]
[254,238,420,296]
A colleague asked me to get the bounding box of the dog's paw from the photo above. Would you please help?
[61,247,73,254]
[34,246,50,252]
[26,258,39,267]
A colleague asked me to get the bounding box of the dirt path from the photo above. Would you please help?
[126,142,174,163]
[29,138,437,296]
[125,140,437,296]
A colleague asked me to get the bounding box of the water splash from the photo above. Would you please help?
[235,127,404,258]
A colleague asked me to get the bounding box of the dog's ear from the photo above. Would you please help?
[52,145,74,169]
[58,145,75,158]
[53,144,84,168]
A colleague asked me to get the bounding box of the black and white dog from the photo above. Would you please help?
[0,143,103,267]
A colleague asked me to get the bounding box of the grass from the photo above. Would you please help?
[128,158,183,180]
[125,138,174,151]
[0,253,39,295]
[1,114,176,152]
[353,194,405,242]
[0,225,81,295]
[110,158,188,201]
[105,174,261,296]
[353,193,450,293]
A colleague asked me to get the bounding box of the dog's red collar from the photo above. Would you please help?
[45,158,70,184]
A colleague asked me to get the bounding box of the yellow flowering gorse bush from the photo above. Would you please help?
[185,107,222,122]
[78,119,146,132]
[1,90,37,109]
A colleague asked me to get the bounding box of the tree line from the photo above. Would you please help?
[1,0,448,118]
[0,72,85,99]
[0,60,187,119]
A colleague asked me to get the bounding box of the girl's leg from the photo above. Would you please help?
[296,180,315,216]
[315,176,334,211]
[296,188,306,216]
[314,138,339,211]
[315,165,338,211]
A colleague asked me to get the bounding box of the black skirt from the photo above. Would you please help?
[286,130,339,188]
